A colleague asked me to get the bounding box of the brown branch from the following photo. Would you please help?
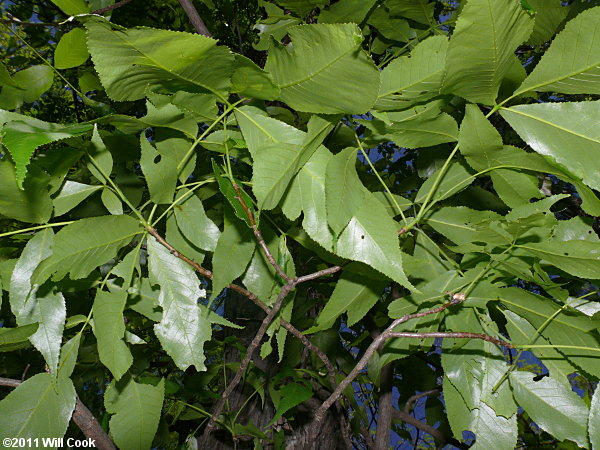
[294,264,342,284]
[388,332,513,349]
[404,389,440,414]
[203,282,295,436]
[373,362,394,450]
[92,0,135,15]
[232,184,291,283]
[392,409,468,450]
[146,226,351,443]
[311,295,473,433]
[176,0,212,37]
[0,377,115,450]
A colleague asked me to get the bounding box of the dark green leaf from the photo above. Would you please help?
[105,377,164,450]
[93,289,133,380]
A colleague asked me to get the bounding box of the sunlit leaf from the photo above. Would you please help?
[265,23,379,113]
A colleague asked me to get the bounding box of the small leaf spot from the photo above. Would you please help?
[154,155,162,164]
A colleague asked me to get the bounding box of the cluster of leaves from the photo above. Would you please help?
[1,0,600,448]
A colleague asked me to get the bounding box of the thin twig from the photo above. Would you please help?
[176,0,212,37]
[403,389,440,414]
[0,377,116,450]
[146,226,349,443]
[1,15,59,26]
[294,265,342,284]
[388,332,513,349]
[392,409,468,450]
[232,184,291,283]
[203,283,294,435]
[311,294,475,432]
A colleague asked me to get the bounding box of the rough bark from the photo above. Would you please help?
[197,290,347,449]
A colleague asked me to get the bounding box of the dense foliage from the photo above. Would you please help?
[1,0,600,448]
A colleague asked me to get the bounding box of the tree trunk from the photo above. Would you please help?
[197,290,347,449]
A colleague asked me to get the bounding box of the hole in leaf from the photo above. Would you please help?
[154,154,162,164]
[564,252,569,256]
[360,235,365,239]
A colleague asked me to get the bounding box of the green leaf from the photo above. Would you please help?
[415,161,476,204]
[87,126,113,183]
[50,0,89,14]
[0,373,76,441]
[365,103,458,148]
[165,210,205,264]
[459,104,503,171]
[367,6,410,42]
[102,188,123,215]
[443,337,516,418]
[442,0,534,104]
[443,375,517,450]
[503,310,577,382]
[318,0,377,24]
[230,54,280,100]
[309,263,387,332]
[0,323,39,349]
[265,23,379,113]
[0,159,53,223]
[139,135,178,204]
[552,217,600,243]
[105,377,164,450]
[296,146,336,251]
[517,240,600,279]
[491,169,542,208]
[268,383,312,426]
[54,28,89,69]
[0,61,19,88]
[254,18,302,52]
[1,120,92,188]
[53,181,102,216]
[241,226,279,304]
[500,101,600,191]
[10,228,54,317]
[590,382,600,450]
[510,371,589,447]
[211,206,256,299]
[127,277,162,322]
[58,333,81,379]
[274,0,326,16]
[424,206,504,246]
[0,65,54,110]
[500,288,600,377]
[253,142,303,210]
[93,289,133,380]
[235,105,304,158]
[85,17,234,101]
[336,195,413,290]
[516,6,600,95]
[174,189,220,252]
[34,215,141,282]
[19,288,66,377]
[143,98,198,139]
[526,0,569,45]
[377,36,448,108]
[212,161,256,229]
[386,0,435,25]
[147,236,211,371]
[325,147,367,235]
